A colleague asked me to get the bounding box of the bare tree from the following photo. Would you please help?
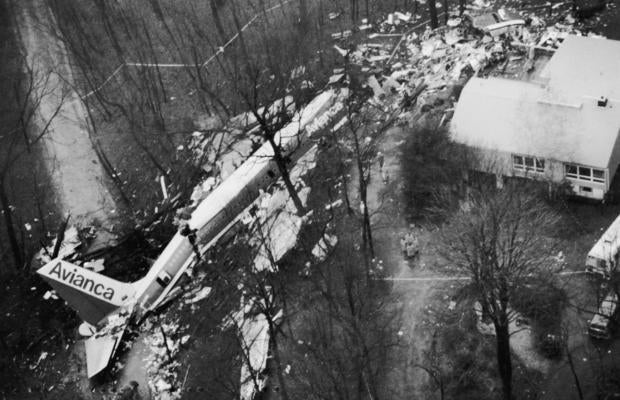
[293,229,403,400]
[562,330,585,400]
[333,60,400,280]
[439,182,560,400]
[211,0,321,216]
[0,60,65,269]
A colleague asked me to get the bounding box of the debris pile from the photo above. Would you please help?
[33,226,82,265]
[244,146,318,273]
[143,319,185,400]
[336,5,596,128]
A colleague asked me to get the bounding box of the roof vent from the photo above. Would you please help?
[598,96,608,107]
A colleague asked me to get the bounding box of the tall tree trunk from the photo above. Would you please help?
[495,323,513,400]
[352,141,374,281]
[318,0,324,26]
[459,0,465,16]
[0,177,22,269]
[209,0,227,41]
[268,137,306,215]
[270,332,291,400]
[428,0,438,29]
[443,0,449,23]
[566,346,584,400]
[332,137,354,214]
[299,0,309,30]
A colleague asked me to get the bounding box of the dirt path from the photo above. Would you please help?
[15,0,120,240]
[358,124,456,398]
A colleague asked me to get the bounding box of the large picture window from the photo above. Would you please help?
[512,154,544,173]
[564,163,605,183]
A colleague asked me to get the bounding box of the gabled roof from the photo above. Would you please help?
[540,35,620,102]
[450,76,620,168]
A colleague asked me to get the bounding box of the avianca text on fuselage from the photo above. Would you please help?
[48,262,115,301]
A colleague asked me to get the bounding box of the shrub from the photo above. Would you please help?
[400,125,467,219]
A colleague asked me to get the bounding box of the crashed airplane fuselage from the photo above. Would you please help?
[37,90,338,378]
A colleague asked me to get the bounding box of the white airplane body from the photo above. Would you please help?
[37,91,338,378]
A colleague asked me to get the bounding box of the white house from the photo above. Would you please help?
[451,35,620,200]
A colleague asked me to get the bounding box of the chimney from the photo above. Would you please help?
[598,96,608,107]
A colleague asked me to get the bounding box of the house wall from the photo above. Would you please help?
[606,128,620,185]
[470,147,608,200]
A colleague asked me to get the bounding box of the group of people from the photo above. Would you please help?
[400,231,419,259]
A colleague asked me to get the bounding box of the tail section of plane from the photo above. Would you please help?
[84,305,133,377]
[37,259,136,326]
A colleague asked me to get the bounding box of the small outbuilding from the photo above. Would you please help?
[451,35,620,200]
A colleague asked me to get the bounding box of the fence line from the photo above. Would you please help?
[125,62,198,68]
[82,63,125,99]
[381,270,588,282]
[81,0,293,100]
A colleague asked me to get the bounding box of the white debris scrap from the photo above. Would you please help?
[333,45,348,57]
[325,199,343,211]
[78,322,97,337]
[251,189,307,272]
[184,286,212,304]
[332,30,352,40]
[30,351,48,370]
[224,297,282,400]
[43,290,59,300]
[328,73,345,85]
[368,75,384,98]
[447,17,462,27]
[160,176,169,199]
[394,11,411,22]
[83,258,105,273]
[247,143,321,272]
[311,233,338,261]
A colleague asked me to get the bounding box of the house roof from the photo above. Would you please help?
[450,76,620,168]
[540,35,620,102]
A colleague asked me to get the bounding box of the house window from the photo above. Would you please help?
[564,164,605,183]
[512,154,544,173]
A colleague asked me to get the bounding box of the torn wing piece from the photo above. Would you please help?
[85,305,133,377]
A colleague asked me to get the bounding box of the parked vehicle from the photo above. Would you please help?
[585,213,620,278]
[588,291,619,340]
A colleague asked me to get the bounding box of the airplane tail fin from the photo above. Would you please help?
[37,259,136,326]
